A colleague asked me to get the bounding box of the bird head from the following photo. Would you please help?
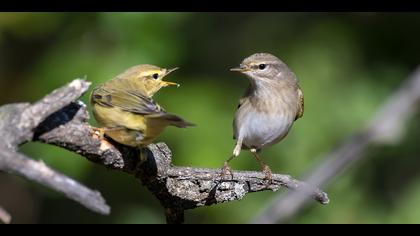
[230,53,292,83]
[118,64,179,97]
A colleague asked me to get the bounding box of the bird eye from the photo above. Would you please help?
[152,73,159,79]
[258,64,266,70]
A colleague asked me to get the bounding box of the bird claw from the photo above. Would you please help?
[91,127,105,139]
[220,162,234,180]
[262,165,273,186]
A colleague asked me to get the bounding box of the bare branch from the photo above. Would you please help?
[166,166,329,205]
[0,79,109,215]
[9,79,91,148]
[0,147,110,215]
[20,79,91,131]
[252,66,420,224]
[0,206,11,224]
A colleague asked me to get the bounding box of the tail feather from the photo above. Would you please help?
[161,113,195,128]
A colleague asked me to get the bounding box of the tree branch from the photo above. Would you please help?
[252,66,420,224]
[0,79,110,215]
[0,147,109,215]
[0,78,329,223]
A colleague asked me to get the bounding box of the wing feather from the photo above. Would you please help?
[295,86,304,121]
[91,86,163,115]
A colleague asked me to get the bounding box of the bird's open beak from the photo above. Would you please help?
[162,67,180,87]
[162,81,180,87]
[166,67,179,75]
[230,66,249,72]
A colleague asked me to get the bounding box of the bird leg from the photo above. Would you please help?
[220,155,235,180]
[250,149,273,185]
[139,147,148,163]
[91,127,125,139]
[220,139,243,180]
[91,127,106,139]
[233,142,242,157]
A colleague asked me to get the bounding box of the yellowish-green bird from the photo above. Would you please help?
[90,64,194,147]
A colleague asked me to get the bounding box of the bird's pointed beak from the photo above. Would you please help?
[166,67,179,75]
[230,65,249,72]
[162,67,180,87]
[162,81,180,87]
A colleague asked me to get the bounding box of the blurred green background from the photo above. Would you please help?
[0,12,420,224]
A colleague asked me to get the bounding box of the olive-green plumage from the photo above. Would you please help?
[90,64,194,147]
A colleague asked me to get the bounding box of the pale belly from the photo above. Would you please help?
[235,111,294,150]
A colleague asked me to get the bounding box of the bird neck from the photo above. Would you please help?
[249,77,294,91]
[249,77,271,91]
[247,75,298,102]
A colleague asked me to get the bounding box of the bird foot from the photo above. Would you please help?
[91,127,106,139]
[220,162,234,180]
[262,165,273,186]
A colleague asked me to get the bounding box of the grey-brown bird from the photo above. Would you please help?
[222,53,304,181]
